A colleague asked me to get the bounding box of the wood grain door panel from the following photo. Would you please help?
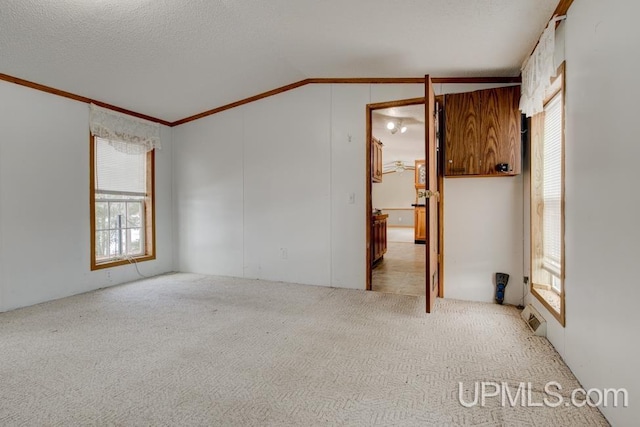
[479,86,521,175]
[445,90,480,175]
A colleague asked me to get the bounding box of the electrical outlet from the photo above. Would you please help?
[280,248,288,260]
[523,276,529,284]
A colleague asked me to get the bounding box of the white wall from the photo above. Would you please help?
[0,80,174,312]
[445,177,524,305]
[243,86,332,285]
[373,171,417,227]
[381,209,415,228]
[328,85,372,288]
[174,82,524,302]
[523,2,640,425]
[174,84,423,289]
[172,108,244,278]
[373,171,416,208]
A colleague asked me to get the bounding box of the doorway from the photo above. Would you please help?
[369,101,426,297]
[366,84,444,312]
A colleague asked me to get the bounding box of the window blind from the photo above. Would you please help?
[542,93,563,277]
[95,137,147,195]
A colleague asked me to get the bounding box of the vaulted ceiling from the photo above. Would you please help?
[1,0,558,123]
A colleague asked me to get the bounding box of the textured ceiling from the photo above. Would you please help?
[1,0,558,122]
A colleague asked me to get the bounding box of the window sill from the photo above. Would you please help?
[531,285,565,326]
[91,254,155,271]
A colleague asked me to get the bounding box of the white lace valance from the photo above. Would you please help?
[89,104,161,154]
[519,16,564,117]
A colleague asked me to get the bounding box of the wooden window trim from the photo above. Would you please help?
[90,134,156,271]
[530,62,566,326]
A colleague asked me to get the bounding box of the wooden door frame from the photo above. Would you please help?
[365,96,445,296]
[435,95,445,299]
[424,75,439,312]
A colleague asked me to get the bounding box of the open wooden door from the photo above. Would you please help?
[425,75,439,313]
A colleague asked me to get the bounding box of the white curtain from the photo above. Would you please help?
[520,18,562,117]
[89,104,161,154]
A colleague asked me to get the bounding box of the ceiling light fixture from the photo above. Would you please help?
[386,119,407,135]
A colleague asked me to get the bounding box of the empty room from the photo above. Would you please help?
[0,0,638,425]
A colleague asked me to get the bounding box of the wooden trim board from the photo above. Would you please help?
[0,73,172,126]
[171,79,311,126]
[0,72,520,128]
[175,78,520,126]
[366,105,373,290]
[553,0,574,21]
[436,95,445,298]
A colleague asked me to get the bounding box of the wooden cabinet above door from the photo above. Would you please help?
[445,86,521,177]
[445,90,481,176]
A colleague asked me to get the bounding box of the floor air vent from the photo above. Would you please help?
[521,304,546,336]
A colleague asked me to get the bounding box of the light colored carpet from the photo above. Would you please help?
[0,273,608,426]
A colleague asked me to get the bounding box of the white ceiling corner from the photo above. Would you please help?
[0,0,558,122]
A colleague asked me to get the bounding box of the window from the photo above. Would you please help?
[530,62,565,325]
[90,135,155,269]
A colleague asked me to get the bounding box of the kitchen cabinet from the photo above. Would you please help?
[414,206,426,244]
[372,137,383,183]
[372,214,388,264]
[445,86,521,176]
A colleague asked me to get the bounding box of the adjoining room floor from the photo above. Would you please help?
[372,241,426,296]
[0,273,607,426]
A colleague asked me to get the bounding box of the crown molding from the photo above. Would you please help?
[0,73,172,126]
[0,72,521,127]
[173,76,520,126]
